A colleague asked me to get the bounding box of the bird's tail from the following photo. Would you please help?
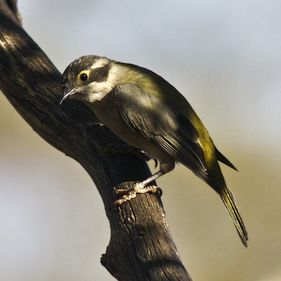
[220,187,248,247]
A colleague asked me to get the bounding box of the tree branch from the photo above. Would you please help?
[0,1,191,280]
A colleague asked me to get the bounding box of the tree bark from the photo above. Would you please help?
[0,1,191,280]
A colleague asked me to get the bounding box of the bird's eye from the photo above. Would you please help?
[79,72,88,82]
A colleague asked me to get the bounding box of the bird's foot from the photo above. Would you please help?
[115,182,161,205]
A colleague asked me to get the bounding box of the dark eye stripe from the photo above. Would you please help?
[90,65,110,82]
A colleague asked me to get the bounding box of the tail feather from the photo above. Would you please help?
[220,187,248,247]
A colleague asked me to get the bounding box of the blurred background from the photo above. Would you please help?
[1,1,281,280]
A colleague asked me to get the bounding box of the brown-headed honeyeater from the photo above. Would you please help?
[60,55,248,246]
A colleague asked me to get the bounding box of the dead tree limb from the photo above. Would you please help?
[0,1,191,280]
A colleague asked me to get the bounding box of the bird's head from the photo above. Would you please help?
[60,55,117,104]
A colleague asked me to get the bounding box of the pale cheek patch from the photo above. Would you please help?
[87,81,113,94]
[79,82,112,103]
[80,62,120,103]
[87,92,108,102]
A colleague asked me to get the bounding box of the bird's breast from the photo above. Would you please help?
[86,93,171,163]
[87,93,144,147]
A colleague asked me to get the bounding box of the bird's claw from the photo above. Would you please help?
[115,183,161,205]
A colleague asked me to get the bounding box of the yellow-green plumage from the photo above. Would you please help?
[119,62,248,246]
[61,55,248,246]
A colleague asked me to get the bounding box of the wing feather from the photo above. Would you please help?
[113,84,207,175]
[215,146,238,171]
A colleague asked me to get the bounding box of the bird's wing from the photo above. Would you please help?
[215,146,238,171]
[112,84,208,175]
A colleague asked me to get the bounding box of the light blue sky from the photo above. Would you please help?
[19,0,281,148]
[1,1,281,280]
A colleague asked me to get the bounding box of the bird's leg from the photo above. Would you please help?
[137,170,164,187]
[115,161,174,205]
[115,170,165,205]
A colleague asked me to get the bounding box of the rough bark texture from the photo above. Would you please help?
[0,1,192,280]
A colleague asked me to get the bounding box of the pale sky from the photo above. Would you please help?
[1,1,281,280]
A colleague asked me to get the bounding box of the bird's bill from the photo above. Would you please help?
[59,88,77,105]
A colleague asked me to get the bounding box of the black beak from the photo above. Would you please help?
[60,88,77,105]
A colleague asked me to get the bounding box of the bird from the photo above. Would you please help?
[60,55,248,246]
